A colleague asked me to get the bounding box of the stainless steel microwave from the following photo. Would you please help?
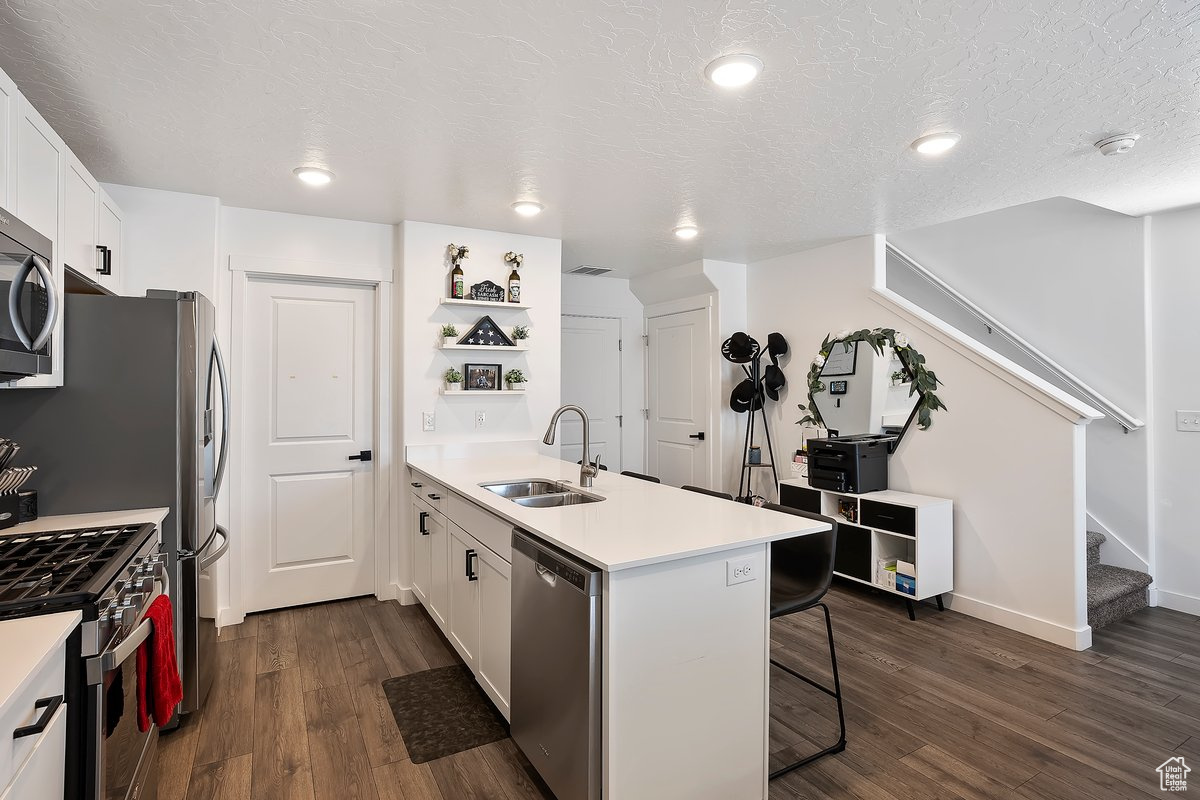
[0,205,58,381]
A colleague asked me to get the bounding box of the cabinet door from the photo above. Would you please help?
[428,512,449,630]
[0,702,66,800]
[96,186,122,294]
[410,499,433,604]
[475,545,511,718]
[62,153,99,280]
[447,523,480,670]
[0,68,16,209]
[11,93,65,388]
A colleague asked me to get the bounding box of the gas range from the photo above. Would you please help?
[0,522,164,799]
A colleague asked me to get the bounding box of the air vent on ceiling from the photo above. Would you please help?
[567,265,613,276]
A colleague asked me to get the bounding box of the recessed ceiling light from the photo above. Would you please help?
[673,225,699,240]
[293,166,334,186]
[910,132,961,156]
[704,54,763,88]
[512,201,544,217]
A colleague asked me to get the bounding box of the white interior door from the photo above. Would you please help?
[647,308,710,486]
[560,315,623,472]
[243,276,376,612]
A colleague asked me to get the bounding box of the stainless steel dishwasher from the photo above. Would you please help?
[511,529,603,800]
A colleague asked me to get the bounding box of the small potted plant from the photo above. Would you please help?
[511,324,530,343]
[443,367,463,392]
[441,324,459,347]
[504,368,527,391]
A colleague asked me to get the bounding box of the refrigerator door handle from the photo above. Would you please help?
[199,524,230,571]
[209,337,231,499]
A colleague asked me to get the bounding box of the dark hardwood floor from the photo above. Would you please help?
[162,585,1200,799]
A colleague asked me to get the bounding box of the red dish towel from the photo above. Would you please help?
[136,593,183,732]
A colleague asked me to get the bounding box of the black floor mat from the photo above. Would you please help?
[382,665,509,764]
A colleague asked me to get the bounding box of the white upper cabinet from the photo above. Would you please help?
[0,69,16,210]
[63,153,99,281]
[96,186,122,294]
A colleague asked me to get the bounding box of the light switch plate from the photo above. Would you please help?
[726,556,756,586]
[422,411,435,432]
[1177,411,1200,432]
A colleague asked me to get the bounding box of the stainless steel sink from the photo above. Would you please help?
[512,492,604,508]
[480,479,605,508]
[481,479,567,498]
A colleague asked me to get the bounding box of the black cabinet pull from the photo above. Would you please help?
[348,450,372,462]
[419,511,429,535]
[688,432,705,440]
[95,245,112,275]
[465,549,478,581]
[13,695,62,739]
[411,482,423,488]
[427,493,441,501]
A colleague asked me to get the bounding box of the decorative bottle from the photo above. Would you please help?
[508,267,521,303]
[451,262,464,299]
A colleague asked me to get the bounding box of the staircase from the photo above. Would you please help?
[1087,530,1153,628]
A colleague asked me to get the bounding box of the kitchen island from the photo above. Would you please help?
[406,450,829,800]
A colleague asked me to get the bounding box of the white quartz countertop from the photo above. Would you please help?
[0,611,81,717]
[407,454,829,571]
[1,507,169,537]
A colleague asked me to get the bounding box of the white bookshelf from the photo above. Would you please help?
[779,480,953,617]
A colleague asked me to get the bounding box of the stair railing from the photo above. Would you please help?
[885,242,1145,433]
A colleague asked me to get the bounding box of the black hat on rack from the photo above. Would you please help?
[721,332,759,363]
[767,332,789,363]
[763,364,787,401]
[729,377,763,413]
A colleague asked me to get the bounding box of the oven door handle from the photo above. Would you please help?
[85,571,168,685]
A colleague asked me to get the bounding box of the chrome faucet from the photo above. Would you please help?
[543,404,598,488]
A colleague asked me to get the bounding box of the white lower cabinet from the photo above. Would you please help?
[409,472,512,719]
[0,702,65,800]
[447,523,481,670]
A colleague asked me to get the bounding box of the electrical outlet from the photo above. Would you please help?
[726,556,756,586]
[1177,411,1200,432]
[475,410,486,429]
[422,411,435,432]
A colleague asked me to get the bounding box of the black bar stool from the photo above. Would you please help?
[681,485,733,501]
[620,470,660,483]
[762,503,846,778]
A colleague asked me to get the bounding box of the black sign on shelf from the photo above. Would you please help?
[470,280,506,303]
[460,315,516,347]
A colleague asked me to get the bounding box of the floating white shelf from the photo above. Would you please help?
[440,388,527,396]
[440,297,531,310]
[439,344,529,352]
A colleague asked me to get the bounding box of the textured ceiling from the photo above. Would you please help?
[1,0,1198,276]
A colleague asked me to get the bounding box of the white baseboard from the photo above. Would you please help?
[1156,588,1200,617]
[216,606,245,629]
[946,592,1092,651]
[391,583,418,606]
[374,581,400,602]
[1148,587,1159,607]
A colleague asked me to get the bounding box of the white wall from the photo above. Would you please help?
[1148,208,1200,614]
[561,274,646,473]
[889,198,1152,571]
[749,235,1091,647]
[101,183,220,299]
[220,205,394,271]
[399,221,561,445]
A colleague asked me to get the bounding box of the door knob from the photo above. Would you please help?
[688,432,705,441]
[348,450,373,462]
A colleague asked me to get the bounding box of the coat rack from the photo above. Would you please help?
[722,332,789,504]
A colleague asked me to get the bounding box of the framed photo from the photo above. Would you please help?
[465,363,501,391]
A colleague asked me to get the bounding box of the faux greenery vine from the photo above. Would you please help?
[796,327,947,431]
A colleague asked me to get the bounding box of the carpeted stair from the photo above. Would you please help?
[1086,530,1154,629]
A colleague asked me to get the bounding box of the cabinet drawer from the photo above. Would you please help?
[0,638,66,789]
[779,483,821,514]
[833,524,872,582]
[409,473,448,515]
[0,701,65,800]
[860,500,916,537]
[445,494,511,562]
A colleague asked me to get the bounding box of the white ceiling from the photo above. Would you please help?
[2,0,1198,276]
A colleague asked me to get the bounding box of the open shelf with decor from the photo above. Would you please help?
[440,297,530,311]
[439,344,528,352]
[439,388,526,396]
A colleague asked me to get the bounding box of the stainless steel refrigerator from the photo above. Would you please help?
[0,290,229,717]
